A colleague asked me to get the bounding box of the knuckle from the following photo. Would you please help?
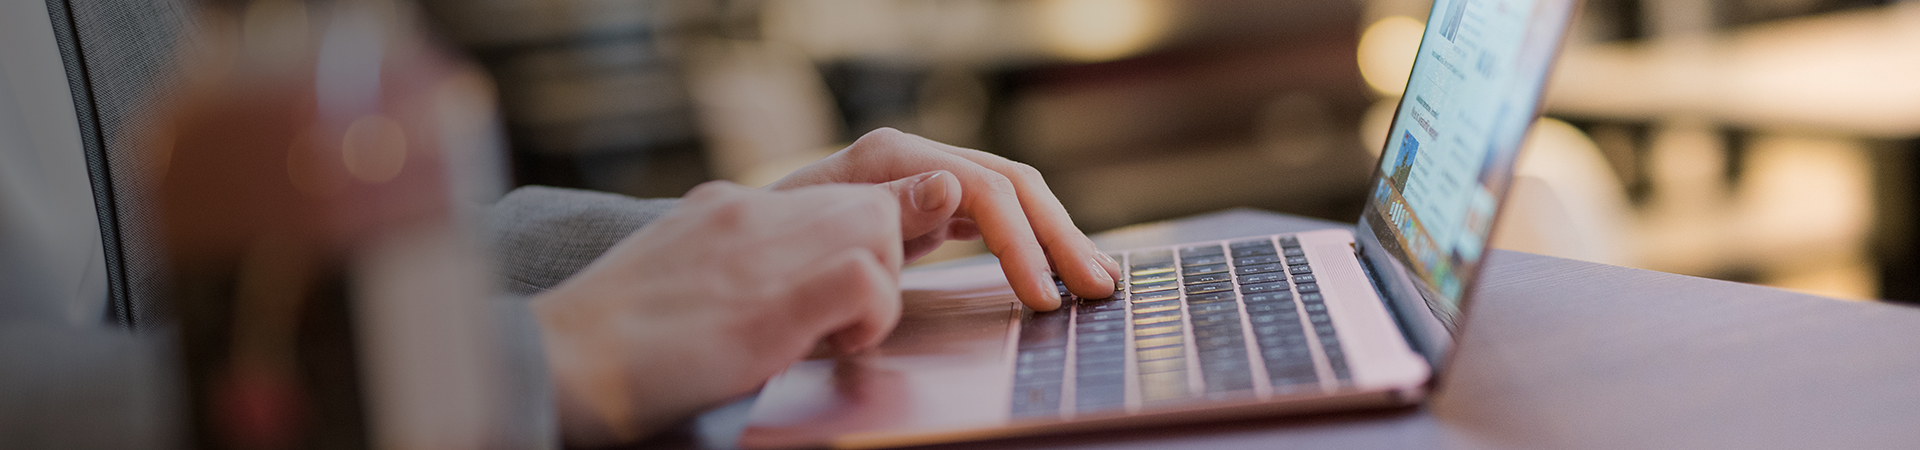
[984,236,1044,260]
[702,194,752,230]
[980,172,1020,198]
[1007,161,1045,183]
[684,180,737,202]
[847,128,908,156]
[858,127,908,144]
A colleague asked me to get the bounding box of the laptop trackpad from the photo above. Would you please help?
[742,264,1020,448]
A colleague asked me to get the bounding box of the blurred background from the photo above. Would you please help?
[415,0,1920,303]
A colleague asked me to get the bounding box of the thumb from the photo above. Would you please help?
[875,170,961,239]
[792,248,902,355]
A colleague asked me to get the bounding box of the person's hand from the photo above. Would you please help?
[530,181,921,445]
[771,128,1121,311]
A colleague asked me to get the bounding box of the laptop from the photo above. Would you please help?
[742,1,1579,447]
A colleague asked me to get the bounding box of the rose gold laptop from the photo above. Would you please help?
[742,1,1579,447]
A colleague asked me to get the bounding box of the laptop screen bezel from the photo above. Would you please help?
[1354,0,1583,369]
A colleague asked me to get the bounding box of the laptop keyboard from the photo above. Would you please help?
[1011,234,1352,418]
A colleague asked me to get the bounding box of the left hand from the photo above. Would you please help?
[771,128,1121,311]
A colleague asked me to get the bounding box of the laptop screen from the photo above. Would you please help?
[1361,0,1576,327]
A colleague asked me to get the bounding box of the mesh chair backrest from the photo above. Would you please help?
[43,0,195,328]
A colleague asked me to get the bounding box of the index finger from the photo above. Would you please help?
[904,137,1122,301]
[779,126,1113,309]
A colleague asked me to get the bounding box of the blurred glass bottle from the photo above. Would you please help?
[153,0,525,448]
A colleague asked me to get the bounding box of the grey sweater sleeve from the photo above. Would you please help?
[482,186,681,447]
[485,186,681,296]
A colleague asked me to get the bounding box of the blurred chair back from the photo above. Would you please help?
[42,0,196,328]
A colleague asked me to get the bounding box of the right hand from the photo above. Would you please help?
[529,180,939,446]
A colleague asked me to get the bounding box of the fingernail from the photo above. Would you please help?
[910,171,948,212]
[1086,255,1117,292]
[1095,251,1121,276]
[1039,278,1063,308]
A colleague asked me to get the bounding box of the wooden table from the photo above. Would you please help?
[665,209,1920,450]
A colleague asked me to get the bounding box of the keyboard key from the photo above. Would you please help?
[1258,332,1309,347]
[1130,271,1177,284]
[1181,254,1228,267]
[1130,280,1178,294]
[1283,247,1306,257]
[1240,281,1289,295]
[1018,311,1070,349]
[1246,302,1296,314]
[1079,302,1128,316]
[1292,273,1316,283]
[1269,369,1318,385]
[1010,381,1062,418]
[1278,236,1301,247]
[1248,313,1298,325]
[1131,308,1181,320]
[1076,330,1127,347]
[1200,359,1251,373]
[1190,300,1239,313]
[1132,314,1182,326]
[1199,355,1251,370]
[1265,357,1314,374]
[1191,323,1244,339]
[1014,362,1065,380]
[1300,292,1323,302]
[1131,290,1179,303]
[1235,255,1282,266]
[1231,245,1277,258]
[1182,272,1232,285]
[1254,323,1303,336]
[1296,283,1320,293]
[1077,370,1125,387]
[1238,272,1287,285]
[1186,291,1236,304]
[1179,245,1224,258]
[1137,346,1184,361]
[1235,263,1284,275]
[1243,291,1293,303]
[1016,347,1066,364]
[1205,375,1255,393]
[1129,262,1175,277]
[1133,302,1179,315]
[1077,320,1126,334]
[1260,346,1315,362]
[1135,325,1182,337]
[1080,310,1127,323]
[1285,256,1310,266]
[1138,358,1186,374]
[1185,282,1233,295]
[1196,347,1246,362]
[1195,334,1244,351]
[1077,339,1127,355]
[1134,334,1184,349]
[1288,264,1313,275]
[1184,263,1229,275]
[1189,312,1240,328]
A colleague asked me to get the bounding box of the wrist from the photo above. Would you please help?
[529,289,651,446]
